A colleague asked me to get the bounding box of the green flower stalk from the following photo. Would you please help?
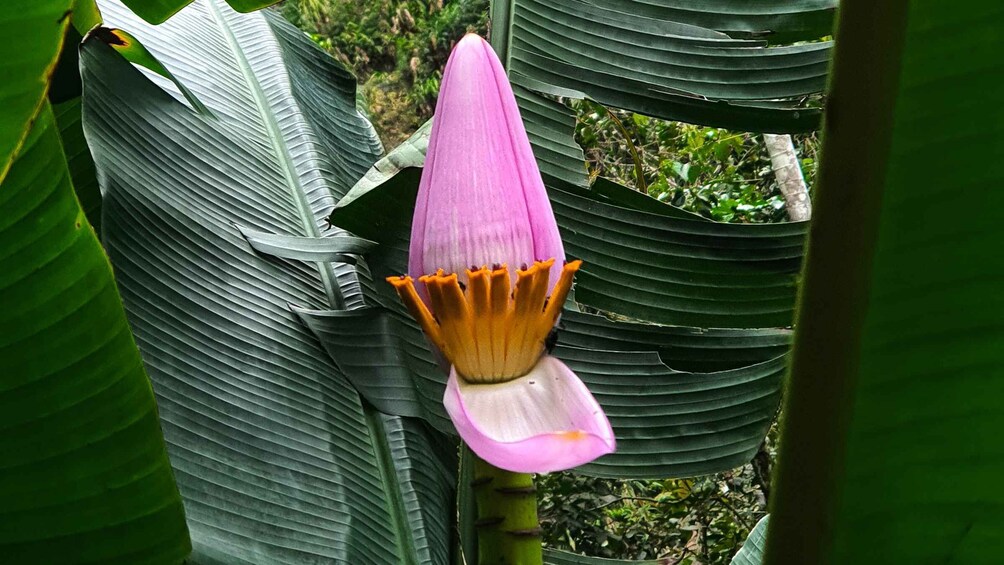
[471,450,541,564]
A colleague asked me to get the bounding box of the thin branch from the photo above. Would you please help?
[584,495,663,512]
[713,495,752,531]
[603,107,648,193]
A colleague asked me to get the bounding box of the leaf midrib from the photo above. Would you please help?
[205,0,344,309]
[203,3,418,562]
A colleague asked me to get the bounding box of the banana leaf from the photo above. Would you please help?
[80,1,456,562]
[493,0,830,132]
[767,1,1004,563]
[730,515,769,565]
[0,103,190,564]
[53,98,101,231]
[0,0,73,183]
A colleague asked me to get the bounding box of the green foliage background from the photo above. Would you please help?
[574,102,820,224]
[283,0,820,224]
[284,1,815,561]
[282,0,489,146]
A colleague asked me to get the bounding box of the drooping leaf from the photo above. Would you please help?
[81,1,454,562]
[562,346,785,479]
[237,225,376,263]
[570,0,836,41]
[494,0,829,132]
[558,310,790,374]
[492,0,836,56]
[549,184,805,328]
[0,0,73,184]
[0,104,190,564]
[512,0,831,101]
[767,1,1004,563]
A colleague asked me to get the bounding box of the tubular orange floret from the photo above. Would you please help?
[487,264,512,379]
[387,275,445,350]
[543,260,581,322]
[466,267,494,375]
[390,259,582,383]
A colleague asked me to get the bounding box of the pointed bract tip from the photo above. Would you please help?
[407,27,564,290]
[457,33,488,48]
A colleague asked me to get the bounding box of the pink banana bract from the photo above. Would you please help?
[388,34,615,473]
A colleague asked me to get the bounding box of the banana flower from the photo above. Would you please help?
[387,34,615,473]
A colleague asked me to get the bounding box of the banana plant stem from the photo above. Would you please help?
[470,448,542,565]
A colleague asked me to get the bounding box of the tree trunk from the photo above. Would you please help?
[763,133,812,221]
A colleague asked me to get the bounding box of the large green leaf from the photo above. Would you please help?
[563,346,785,479]
[730,515,768,565]
[515,84,590,188]
[559,310,790,374]
[767,1,1004,563]
[511,0,831,101]
[81,1,454,563]
[0,0,73,184]
[53,98,101,231]
[492,0,835,55]
[494,0,830,132]
[0,104,189,564]
[573,1,835,41]
[549,184,806,328]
